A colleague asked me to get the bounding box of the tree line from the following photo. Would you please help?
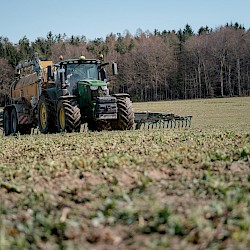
[1,22,250,104]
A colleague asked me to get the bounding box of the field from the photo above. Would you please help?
[0,97,250,250]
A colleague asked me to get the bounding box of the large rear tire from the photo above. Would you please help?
[112,97,134,130]
[38,95,57,134]
[57,99,81,133]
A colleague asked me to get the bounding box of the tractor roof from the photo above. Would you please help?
[58,58,102,66]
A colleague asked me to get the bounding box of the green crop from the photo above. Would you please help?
[0,97,250,249]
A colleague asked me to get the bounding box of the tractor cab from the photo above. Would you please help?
[57,58,107,82]
[47,57,117,99]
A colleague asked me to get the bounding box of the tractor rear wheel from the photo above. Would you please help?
[112,97,134,130]
[38,95,57,134]
[57,99,81,132]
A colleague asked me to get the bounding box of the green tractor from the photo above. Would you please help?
[38,56,135,133]
[1,54,192,136]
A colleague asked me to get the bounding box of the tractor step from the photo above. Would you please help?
[134,111,192,129]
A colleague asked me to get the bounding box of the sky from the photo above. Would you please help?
[1,0,250,44]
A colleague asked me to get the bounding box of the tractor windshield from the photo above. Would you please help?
[66,63,99,83]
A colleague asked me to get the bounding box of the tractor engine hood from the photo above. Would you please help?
[78,79,108,91]
[79,79,107,86]
[77,79,109,102]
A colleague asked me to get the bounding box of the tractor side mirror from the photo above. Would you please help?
[112,62,118,75]
[100,68,108,82]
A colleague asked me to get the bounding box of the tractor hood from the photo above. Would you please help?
[79,79,107,87]
[77,79,110,110]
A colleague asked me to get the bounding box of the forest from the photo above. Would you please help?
[0,22,250,104]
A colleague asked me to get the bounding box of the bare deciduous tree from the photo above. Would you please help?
[0,58,14,105]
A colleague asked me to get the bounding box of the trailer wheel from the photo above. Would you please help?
[3,109,11,136]
[112,97,134,130]
[10,108,18,135]
[57,99,81,132]
[38,95,57,134]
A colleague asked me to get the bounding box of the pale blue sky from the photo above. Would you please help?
[1,0,249,43]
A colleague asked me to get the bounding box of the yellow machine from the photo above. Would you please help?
[12,60,52,103]
[3,53,53,135]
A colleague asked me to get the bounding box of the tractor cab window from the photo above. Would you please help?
[66,63,99,84]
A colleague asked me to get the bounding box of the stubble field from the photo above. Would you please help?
[0,97,250,250]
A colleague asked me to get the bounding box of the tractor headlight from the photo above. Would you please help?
[90,86,98,90]
[101,86,108,91]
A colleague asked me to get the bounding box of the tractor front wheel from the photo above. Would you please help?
[112,97,134,130]
[57,99,81,133]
